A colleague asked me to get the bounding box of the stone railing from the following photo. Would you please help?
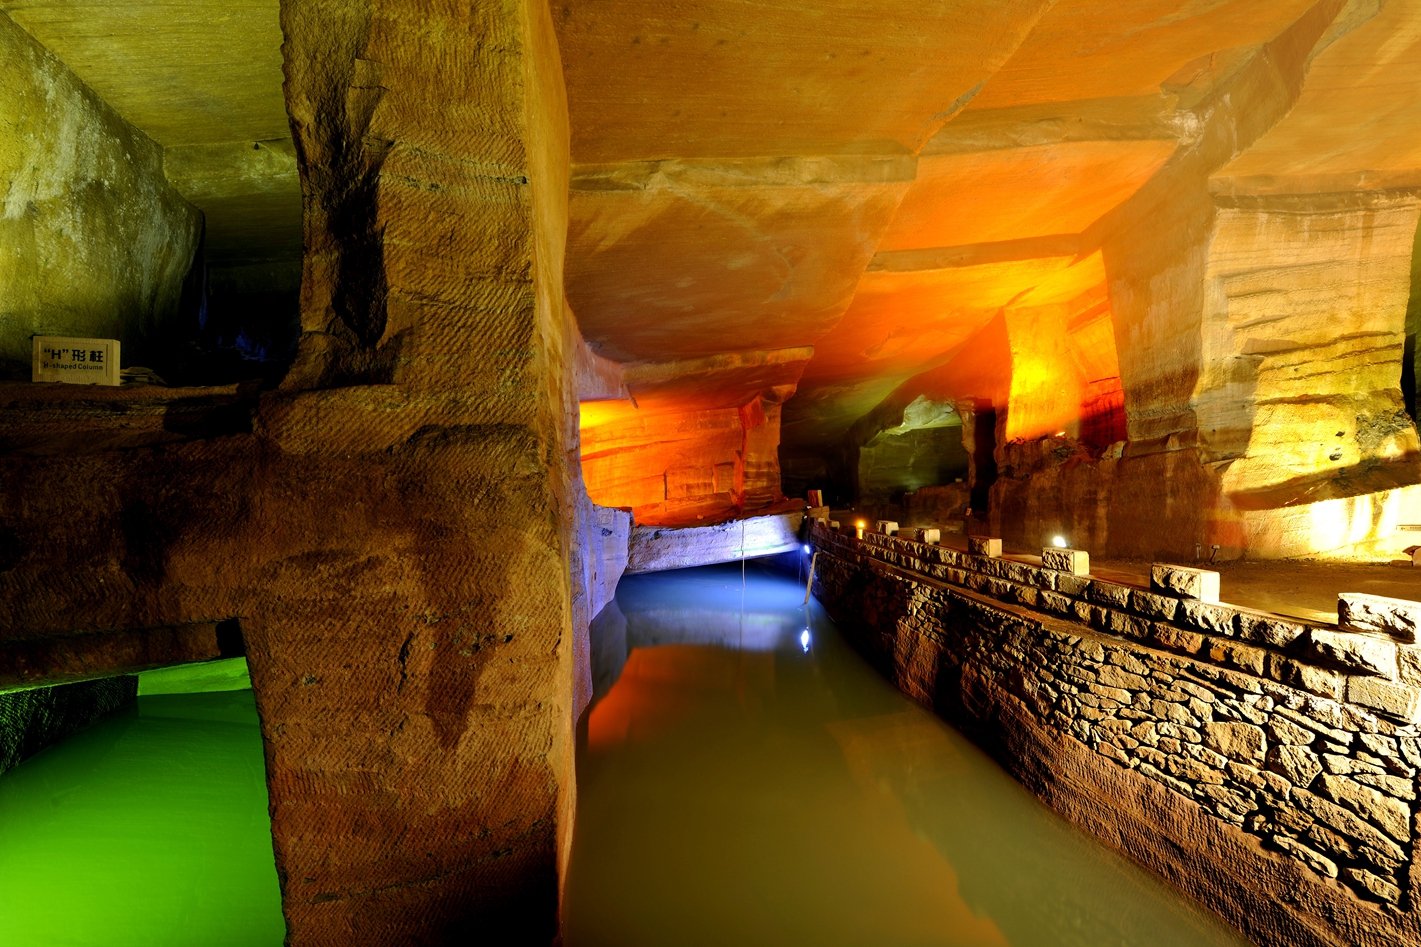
[830,526,1421,718]
[809,522,1420,943]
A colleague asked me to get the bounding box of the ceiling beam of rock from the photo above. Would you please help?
[581,345,815,425]
[825,0,1370,454]
[866,235,1086,273]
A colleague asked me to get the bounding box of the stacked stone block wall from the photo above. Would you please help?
[810,524,1421,944]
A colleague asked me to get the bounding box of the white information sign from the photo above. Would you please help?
[31,336,120,386]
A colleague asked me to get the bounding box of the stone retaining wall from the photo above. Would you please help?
[810,523,1421,947]
[625,511,804,574]
[0,676,137,776]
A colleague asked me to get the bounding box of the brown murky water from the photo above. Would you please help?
[563,560,1253,947]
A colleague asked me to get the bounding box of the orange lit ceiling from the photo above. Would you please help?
[556,0,1053,163]
[960,0,1318,111]
[879,141,1176,251]
[566,158,912,363]
[556,0,1360,452]
[1213,0,1421,192]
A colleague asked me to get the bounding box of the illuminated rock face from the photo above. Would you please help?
[561,0,1421,561]
[578,348,810,524]
[0,12,200,378]
[581,390,792,525]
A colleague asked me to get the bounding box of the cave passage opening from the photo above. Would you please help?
[1404,210,1421,423]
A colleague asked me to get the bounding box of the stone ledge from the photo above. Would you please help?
[0,621,231,692]
[1340,594,1421,644]
[1152,563,1222,603]
[0,380,261,455]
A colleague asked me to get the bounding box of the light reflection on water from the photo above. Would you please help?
[565,561,1253,947]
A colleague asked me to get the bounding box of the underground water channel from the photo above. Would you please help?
[562,559,1251,947]
[0,559,1254,946]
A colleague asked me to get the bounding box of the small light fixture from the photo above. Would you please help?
[800,629,811,652]
[802,544,811,554]
[1054,430,1066,438]
[1052,535,1068,548]
[855,520,865,540]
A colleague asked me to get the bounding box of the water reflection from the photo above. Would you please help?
[566,561,1252,947]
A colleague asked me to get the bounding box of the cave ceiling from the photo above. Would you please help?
[556,0,1327,447]
[8,0,1419,454]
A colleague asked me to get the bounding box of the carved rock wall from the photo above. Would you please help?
[581,406,747,522]
[1198,192,1421,496]
[581,390,793,527]
[0,676,137,777]
[858,427,969,506]
[0,11,200,379]
[952,1,1421,561]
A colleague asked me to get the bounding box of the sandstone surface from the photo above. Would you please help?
[9,0,1421,942]
[3,0,593,942]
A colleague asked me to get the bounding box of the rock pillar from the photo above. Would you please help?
[252,0,579,940]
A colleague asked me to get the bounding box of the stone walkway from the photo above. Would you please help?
[926,537,1421,625]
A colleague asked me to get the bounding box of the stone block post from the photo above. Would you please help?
[1042,547,1089,575]
[249,0,582,941]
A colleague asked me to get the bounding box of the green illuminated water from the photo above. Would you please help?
[0,688,284,946]
[564,562,1253,947]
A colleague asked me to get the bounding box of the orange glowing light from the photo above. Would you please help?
[579,399,639,431]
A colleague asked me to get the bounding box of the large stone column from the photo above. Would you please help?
[252,0,579,940]
[0,1,586,938]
